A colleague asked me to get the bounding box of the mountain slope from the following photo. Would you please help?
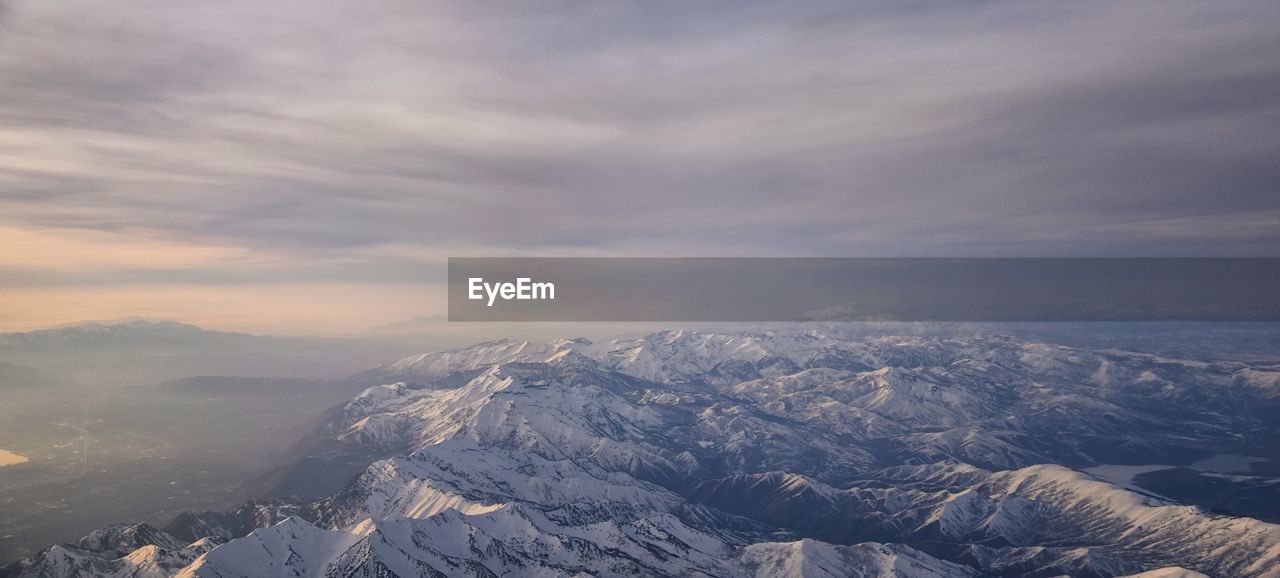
[11,328,1280,577]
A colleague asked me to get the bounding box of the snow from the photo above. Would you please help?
[1191,453,1269,474]
[176,517,364,578]
[740,540,976,577]
[1084,464,1177,490]
[1237,367,1280,398]
[15,328,1280,578]
[1122,568,1210,578]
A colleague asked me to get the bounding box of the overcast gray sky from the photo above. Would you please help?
[1,0,1278,333]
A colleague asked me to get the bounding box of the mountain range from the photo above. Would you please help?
[0,320,419,383]
[6,328,1280,577]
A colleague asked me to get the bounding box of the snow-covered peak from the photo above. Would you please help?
[740,540,977,577]
[16,327,1280,578]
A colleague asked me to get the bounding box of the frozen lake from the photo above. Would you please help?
[1190,453,1267,474]
[1084,453,1274,490]
[1084,464,1175,489]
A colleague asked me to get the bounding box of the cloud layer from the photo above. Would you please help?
[2,0,1278,331]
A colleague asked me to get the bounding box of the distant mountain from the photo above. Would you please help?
[0,320,417,383]
[368,315,447,333]
[0,320,228,347]
[8,328,1280,577]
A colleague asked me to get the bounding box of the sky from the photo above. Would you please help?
[1,0,1278,334]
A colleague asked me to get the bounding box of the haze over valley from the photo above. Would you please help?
[3,0,1280,575]
[3,320,1280,576]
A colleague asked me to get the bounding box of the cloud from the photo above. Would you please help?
[0,225,251,270]
[1,0,1278,331]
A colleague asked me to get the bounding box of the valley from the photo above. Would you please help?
[6,325,1279,576]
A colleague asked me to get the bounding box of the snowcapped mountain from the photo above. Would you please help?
[8,328,1280,577]
[8,524,220,578]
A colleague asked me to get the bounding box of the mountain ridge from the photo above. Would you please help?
[8,328,1280,577]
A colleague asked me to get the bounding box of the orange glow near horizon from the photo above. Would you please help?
[0,283,445,336]
[0,225,254,270]
[0,224,453,335]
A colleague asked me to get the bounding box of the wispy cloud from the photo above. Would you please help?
[1,0,1278,331]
